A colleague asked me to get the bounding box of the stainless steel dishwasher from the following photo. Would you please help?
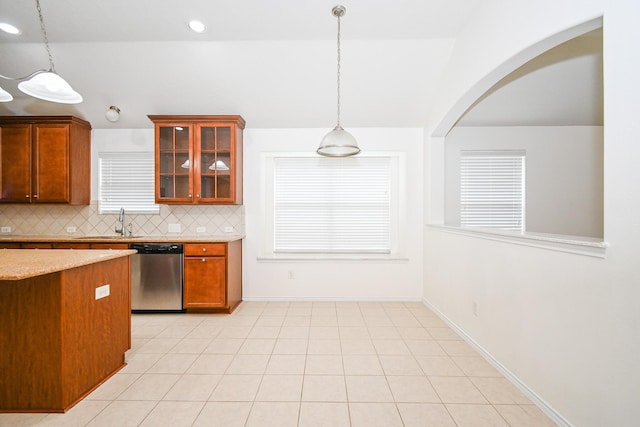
[130,243,184,312]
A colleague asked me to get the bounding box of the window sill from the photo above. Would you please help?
[257,253,409,262]
[427,224,608,258]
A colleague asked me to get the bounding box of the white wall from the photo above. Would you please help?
[444,126,604,237]
[243,127,424,300]
[425,1,640,426]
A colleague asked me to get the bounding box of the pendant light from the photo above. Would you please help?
[317,5,360,157]
[0,0,82,104]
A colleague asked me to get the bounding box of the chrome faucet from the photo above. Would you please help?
[116,208,126,236]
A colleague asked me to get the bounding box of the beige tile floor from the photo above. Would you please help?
[0,301,557,427]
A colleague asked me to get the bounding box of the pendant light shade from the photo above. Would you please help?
[317,5,360,157]
[318,125,360,157]
[0,86,13,102]
[18,71,82,104]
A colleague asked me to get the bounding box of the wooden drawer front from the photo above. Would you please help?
[0,242,21,249]
[20,243,53,249]
[90,243,130,250]
[53,243,92,249]
[185,243,226,256]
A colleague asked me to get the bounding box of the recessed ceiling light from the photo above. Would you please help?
[188,20,206,33]
[0,23,21,35]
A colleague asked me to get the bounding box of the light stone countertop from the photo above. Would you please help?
[0,235,244,243]
[0,249,137,281]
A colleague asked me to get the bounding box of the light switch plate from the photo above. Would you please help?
[224,226,234,233]
[168,223,181,233]
[0,226,11,233]
[196,226,206,233]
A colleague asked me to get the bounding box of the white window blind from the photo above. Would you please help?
[460,150,525,231]
[273,156,392,254]
[99,152,159,214]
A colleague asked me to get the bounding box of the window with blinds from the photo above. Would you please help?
[272,155,394,254]
[460,150,525,231]
[98,152,160,214]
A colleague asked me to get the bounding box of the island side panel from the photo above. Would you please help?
[0,272,65,411]
[60,256,131,409]
[227,239,243,312]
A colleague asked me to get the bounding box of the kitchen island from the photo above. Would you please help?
[0,249,135,413]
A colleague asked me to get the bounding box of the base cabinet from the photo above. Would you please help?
[0,256,131,412]
[183,240,242,313]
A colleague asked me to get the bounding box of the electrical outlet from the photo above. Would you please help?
[66,226,77,233]
[0,226,11,233]
[224,226,234,233]
[288,270,295,280]
[196,226,206,233]
[95,284,110,300]
[168,223,181,233]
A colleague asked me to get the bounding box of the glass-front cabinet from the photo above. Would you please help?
[149,115,245,204]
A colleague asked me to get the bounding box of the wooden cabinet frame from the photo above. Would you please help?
[183,240,242,313]
[0,116,91,205]
[148,115,245,205]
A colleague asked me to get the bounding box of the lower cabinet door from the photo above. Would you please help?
[183,256,226,308]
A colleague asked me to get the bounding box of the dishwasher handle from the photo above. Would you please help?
[130,243,183,254]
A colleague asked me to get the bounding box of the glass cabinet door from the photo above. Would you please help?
[157,125,192,200]
[197,125,232,201]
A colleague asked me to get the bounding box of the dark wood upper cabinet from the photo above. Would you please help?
[0,116,91,205]
[148,115,244,205]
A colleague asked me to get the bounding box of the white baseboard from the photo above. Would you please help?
[422,298,572,427]
[242,296,423,302]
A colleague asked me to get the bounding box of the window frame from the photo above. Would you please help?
[259,152,406,260]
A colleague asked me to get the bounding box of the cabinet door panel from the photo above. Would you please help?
[196,124,234,203]
[156,125,193,202]
[0,125,31,202]
[32,125,70,203]
[184,257,226,308]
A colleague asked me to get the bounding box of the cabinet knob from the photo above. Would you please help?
[197,194,200,198]
[188,194,192,198]
[25,195,30,198]
[33,194,38,198]
[201,258,206,262]
[202,247,207,252]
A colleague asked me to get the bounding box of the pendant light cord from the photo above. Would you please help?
[0,0,54,81]
[35,0,56,73]
[335,12,342,128]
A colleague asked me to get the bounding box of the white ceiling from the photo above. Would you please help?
[0,0,602,130]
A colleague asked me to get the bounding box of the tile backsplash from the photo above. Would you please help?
[0,202,244,237]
